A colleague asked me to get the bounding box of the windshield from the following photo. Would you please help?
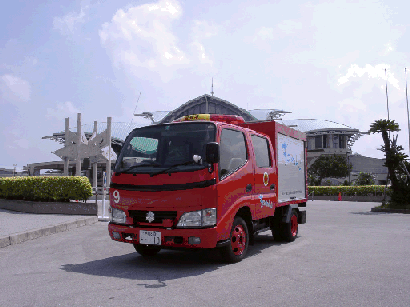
[115,122,216,174]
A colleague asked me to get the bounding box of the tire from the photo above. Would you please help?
[271,214,284,242]
[281,210,298,242]
[220,217,249,263]
[133,244,161,257]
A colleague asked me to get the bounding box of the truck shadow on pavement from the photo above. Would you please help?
[60,232,284,285]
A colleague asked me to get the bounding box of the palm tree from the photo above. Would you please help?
[368,119,402,196]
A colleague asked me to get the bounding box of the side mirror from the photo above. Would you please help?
[206,142,220,164]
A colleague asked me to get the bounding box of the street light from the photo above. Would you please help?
[13,164,17,177]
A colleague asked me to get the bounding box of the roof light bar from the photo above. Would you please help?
[173,114,245,125]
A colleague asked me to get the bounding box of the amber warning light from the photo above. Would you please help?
[173,114,245,125]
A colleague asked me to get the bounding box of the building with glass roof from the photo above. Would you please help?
[26,93,387,185]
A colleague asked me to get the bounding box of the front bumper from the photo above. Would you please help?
[108,223,223,249]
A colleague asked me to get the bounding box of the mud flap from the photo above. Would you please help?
[281,205,306,224]
[281,204,298,223]
[298,211,306,224]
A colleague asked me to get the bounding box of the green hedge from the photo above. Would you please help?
[308,185,390,196]
[0,176,93,202]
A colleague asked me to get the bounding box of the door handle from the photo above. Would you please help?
[270,184,276,191]
[246,184,252,192]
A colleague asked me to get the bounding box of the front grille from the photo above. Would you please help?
[129,210,178,224]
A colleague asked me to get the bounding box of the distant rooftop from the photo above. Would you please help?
[280,119,359,133]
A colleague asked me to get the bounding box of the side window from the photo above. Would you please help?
[219,128,247,179]
[251,134,271,168]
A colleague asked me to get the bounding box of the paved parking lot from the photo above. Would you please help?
[0,200,409,307]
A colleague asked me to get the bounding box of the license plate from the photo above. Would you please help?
[139,230,161,245]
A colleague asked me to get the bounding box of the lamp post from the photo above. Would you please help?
[13,164,17,177]
[405,68,410,157]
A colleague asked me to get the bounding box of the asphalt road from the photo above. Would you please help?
[0,200,409,307]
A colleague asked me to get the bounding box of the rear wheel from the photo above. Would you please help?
[133,244,161,257]
[271,209,298,242]
[220,217,249,263]
[282,210,298,242]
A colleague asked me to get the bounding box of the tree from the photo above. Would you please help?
[354,172,375,185]
[308,154,352,186]
[342,180,351,186]
[368,119,410,207]
[369,119,401,188]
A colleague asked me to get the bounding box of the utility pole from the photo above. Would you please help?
[406,68,410,157]
[385,68,390,120]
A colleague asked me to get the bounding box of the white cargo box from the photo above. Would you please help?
[277,133,306,203]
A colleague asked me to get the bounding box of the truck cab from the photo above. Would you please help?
[108,114,307,262]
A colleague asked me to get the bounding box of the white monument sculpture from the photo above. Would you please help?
[53,113,116,188]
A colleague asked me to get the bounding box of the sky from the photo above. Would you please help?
[1,0,410,172]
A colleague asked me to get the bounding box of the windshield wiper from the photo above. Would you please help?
[150,161,198,177]
[119,160,161,173]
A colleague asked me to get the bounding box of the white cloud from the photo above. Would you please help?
[100,0,185,68]
[192,20,218,39]
[4,128,32,151]
[190,42,213,65]
[338,64,400,90]
[53,7,87,35]
[337,98,367,113]
[46,101,81,120]
[277,20,303,34]
[100,0,216,82]
[379,42,394,56]
[253,20,302,43]
[254,26,275,41]
[190,20,217,65]
[0,74,31,102]
[23,56,38,66]
[12,139,30,150]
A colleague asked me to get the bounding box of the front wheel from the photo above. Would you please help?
[220,217,249,263]
[133,244,161,257]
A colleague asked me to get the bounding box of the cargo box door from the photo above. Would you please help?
[277,133,306,203]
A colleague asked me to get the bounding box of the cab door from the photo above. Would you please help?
[250,133,277,219]
[216,126,254,231]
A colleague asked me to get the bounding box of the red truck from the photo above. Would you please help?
[108,114,307,262]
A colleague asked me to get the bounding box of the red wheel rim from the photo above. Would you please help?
[231,224,247,255]
[290,214,298,237]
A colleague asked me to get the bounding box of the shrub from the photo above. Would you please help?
[354,172,376,186]
[0,176,93,202]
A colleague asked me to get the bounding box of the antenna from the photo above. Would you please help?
[133,92,142,115]
[130,92,142,126]
[211,78,214,96]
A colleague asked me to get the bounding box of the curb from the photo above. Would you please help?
[0,216,98,248]
[0,199,97,215]
[371,207,410,214]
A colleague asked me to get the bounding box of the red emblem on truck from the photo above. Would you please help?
[263,172,269,186]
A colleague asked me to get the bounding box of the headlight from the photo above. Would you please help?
[109,206,126,224]
[177,208,217,228]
